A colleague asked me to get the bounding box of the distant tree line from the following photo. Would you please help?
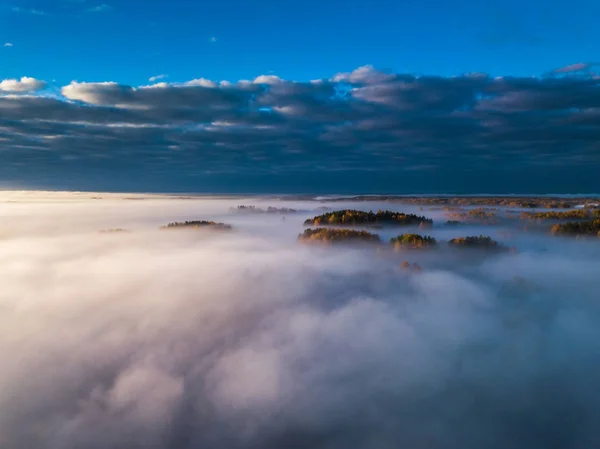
[230,205,298,214]
[321,196,593,208]
[520,210,591,221]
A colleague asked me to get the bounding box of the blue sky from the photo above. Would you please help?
[2,0,599,84]
[1,0,599,193]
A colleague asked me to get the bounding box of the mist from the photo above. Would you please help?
[1,192,600,449]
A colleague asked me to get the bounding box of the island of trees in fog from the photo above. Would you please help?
[304,210,433,227]
[551,219,600,237]
[298,228,381,244]
[390,234,437,250]
[160,221,233,230]
[448,235,506,250]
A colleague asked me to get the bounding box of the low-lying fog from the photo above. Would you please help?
[1,192,600,449]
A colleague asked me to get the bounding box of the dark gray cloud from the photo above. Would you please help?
[1,66,599,192]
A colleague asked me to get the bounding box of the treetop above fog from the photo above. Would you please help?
[304,210,433,227]
[298,228,381,245]
[160,220,232,230]
[551,219,600,237]
[448,235,505,250]
[390,234,437,250]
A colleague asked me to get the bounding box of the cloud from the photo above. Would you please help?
[87,3,112,12]
[149,74,168,83]
[554,63,591,73]
[1,193,600,448]
[12,6,47,15]
[253,75,283,85]
[184,78,217,88]
[331,65,396,85]
[0,76,46,93]
[61,81,131,105]
[1,66,600,192]
[551,62,598,75]
[4,42,13,47]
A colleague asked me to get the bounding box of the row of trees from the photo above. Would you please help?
[299,229,507,250]
[304,210,433,227]
[328,196,588,208]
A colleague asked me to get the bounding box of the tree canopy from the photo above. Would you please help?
[298,228,381,245]
[520,210,591,221]
[304,210,433,227]
[160,221,232,230]
[390,234,437,250]
[448,235,504,250]
[551,219,600,236]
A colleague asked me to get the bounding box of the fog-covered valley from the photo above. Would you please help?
[1,191,600,449]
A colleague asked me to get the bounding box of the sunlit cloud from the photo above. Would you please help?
[0,76,46,93]
[149,74,168,83]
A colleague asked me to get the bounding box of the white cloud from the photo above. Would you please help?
[331,65,395,84]
[184,78,217,88]
[87,3,112,12]
[253,75,283,85]
[149,74,168,83]
[553,62,593,74]
[0,76,46,93]
[4,43,13,47]
[12,6,47,15]
[61,81,123,105]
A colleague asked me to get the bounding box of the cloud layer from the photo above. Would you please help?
[1,193,600,449]
[1,65,599,192]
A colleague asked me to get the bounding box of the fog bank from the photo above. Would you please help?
[1,192,600,449]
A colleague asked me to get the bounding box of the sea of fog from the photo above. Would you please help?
[1,191,600,449]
